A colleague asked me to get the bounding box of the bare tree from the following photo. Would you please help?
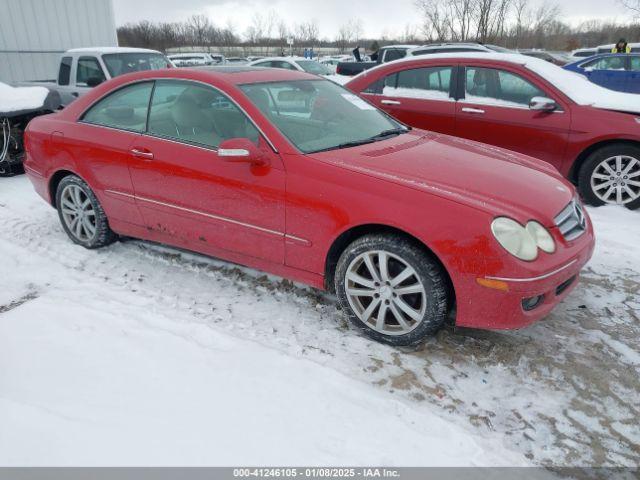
[415,0,453,41]
[475,0,512,42]
[188,14,211,47]
[620,0,640,15]
[335,23,352,52]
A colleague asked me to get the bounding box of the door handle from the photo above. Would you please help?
[71,92,79,98]
[461,107,485,114]
[381,99,402,105]
[130,148,154,160]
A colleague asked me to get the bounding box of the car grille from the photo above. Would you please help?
[554,199,587,241]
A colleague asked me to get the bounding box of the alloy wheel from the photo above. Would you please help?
[60,184,97,242]
[590,155,640,205]
[345,250,427,336]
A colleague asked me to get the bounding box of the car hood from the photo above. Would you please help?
[309,131,574,225]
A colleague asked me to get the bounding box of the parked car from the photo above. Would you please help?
[346,52,640,208]
[24,67,594,346]
[408,43,511,56]
[225,57,250,65]
[336,45,418,76]
[596,42,640,54]
[519,49,569,66]
[18,47,173,106]
[319,58,342,73]
[563,53,640,93]
[569,48,597,60]
[249,57,333,76]
[168,53,225,67]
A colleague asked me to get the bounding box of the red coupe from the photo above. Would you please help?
[346,53,640,209]
[24,67,594,346]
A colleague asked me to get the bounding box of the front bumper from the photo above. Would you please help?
[454,228,595,330]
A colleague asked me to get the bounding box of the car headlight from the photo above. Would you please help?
[491,217,538,261]
[525,221,556,254]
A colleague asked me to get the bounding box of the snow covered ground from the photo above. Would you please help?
[0,175,638,467]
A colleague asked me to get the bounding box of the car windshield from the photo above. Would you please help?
[296,60,331,75]
[240,80,406,153]
[102,53,170,77]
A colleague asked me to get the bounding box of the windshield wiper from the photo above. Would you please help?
[309,138,377,153]
[307,127,410,154]
[368,127,410,140]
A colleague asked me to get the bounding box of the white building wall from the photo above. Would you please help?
[0,0,117,83]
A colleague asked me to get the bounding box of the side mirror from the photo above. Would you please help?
[87,77,104,88]
[529,96,557,112]
[217,138,268,166]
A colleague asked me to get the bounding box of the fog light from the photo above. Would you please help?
[522,295,545,311]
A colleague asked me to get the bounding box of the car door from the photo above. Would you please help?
[128,79,286,264]
[626,56,640,93]
[75,81,154,227]
[579,55,628,92]
[455,64,571,171]
[362,64,457,134]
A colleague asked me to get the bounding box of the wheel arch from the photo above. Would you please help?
[569,139,640,183]
[49,169,82,208]
[324,223,456,306]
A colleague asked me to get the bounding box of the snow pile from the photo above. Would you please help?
[0,82,50,114]
[0,176,526,467]
[1,176,638,467]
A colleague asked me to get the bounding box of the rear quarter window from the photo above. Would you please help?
[82,82,154,132]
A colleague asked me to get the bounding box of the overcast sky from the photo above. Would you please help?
[112,0,629,39]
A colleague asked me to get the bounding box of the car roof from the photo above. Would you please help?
[380,44,419,49]
[577,52,639,59]
[408,44,491,54]
[112,65,319,86]
[250,57,307,62]
[169,53,210,58]
[67,47,161,54]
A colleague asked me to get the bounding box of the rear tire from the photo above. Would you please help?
[55,175,116,249]
[335,234,449,346]
[578,144,640,210]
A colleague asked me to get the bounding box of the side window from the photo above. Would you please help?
[76,56,106,86]
[82,82,153,132]
[147,80,259,149]
[383,49,406,63]
[363,78,384,94]
[273,61,296,70]
[383,66,453,100]
[58,57,72,86]
[582,56,625,71]
[465,67,546,107]
[254,61,271,68]
[629,56,640,71]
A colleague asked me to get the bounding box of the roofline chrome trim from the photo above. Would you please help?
[485,259,578,283]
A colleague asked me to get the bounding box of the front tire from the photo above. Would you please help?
[578,144,640,210]
[335,234,449,346]
[56,175,116,248]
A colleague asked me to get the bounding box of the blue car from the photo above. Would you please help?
[563,53,640,93]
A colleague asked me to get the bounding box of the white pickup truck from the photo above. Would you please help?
[19,47,173,106]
